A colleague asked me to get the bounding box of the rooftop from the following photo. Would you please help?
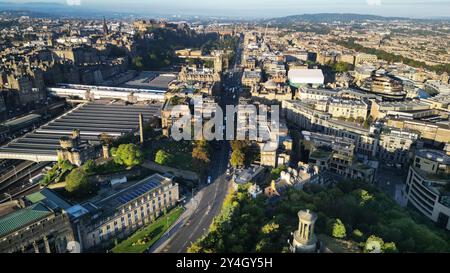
[92,173,172,215]
[0,102,162,160]
[26,188,72,211]
[288,69,324,84]
[310,149,333,160]
[122,71,177,90]
[416,149,450,165]
[2,114,41,128]
[0,203,52,238]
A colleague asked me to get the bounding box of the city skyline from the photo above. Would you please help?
[0,0,450,257]
[7,0,450,18]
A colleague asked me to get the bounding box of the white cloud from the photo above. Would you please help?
[366,0,382,6]
[67,0,81,6]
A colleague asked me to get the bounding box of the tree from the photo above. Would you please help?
[271,165,287,180]
[261,222,280,235]
[82,160,96,174]
[155,149,172,165]
[192,140,210,174]
[187,243,202,253]
[364,235,384,253]
[383,242,398,253]
[59,160,74,172]
[230,149,245,167]
[65,168,95,197]
[331,219,347,239]
[231,140,249,151]
[112,144,143,167]
[352,229,364,242]
[132,56,144,70]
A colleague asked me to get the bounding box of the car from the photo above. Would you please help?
[386,162,394,168]
[207,176,212,184]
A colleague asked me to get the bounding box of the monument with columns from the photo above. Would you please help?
[289,209,320,253]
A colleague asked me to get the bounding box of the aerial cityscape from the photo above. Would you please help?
[0,0,450,260]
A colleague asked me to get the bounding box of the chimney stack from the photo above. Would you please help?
[139,113,144,144]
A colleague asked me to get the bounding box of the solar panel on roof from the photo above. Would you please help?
[136,188,146,195]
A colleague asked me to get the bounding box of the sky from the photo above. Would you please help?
[11,0,450,18]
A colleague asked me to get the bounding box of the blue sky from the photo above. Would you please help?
[13,0,450,18]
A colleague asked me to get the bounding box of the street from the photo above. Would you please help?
[153,35,244,253]
[374,164,408,206]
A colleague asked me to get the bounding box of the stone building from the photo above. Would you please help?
[56,129,96,166]
[73,174,179,250]
[0,203,75,253]
[178,66,221,83]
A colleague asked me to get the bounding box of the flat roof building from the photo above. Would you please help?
[288,69,324,88]
[404,149,450,230]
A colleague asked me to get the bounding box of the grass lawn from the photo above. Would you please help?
[112,206,185,253]
[144,139,193,170]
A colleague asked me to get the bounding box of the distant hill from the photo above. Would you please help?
[263,13,408,24]
[0,1,104,18]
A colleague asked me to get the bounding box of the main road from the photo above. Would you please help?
[155,35,244,253]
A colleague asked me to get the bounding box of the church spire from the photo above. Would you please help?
[102,16,109,35]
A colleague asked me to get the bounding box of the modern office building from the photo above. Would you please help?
[404,149,450,230]
[362,73,406,101]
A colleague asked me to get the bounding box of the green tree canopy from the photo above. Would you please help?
[65,168,96,197]
[155,149,172,165]
[230,149,245,167]
[364,235,384,253]
[111,144,143,167]
[82,159,96,174]
[331,218,347,239]
[192,140,210,174]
